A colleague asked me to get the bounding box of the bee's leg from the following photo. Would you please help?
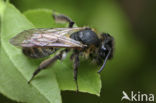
[28,49,68,84]
[52,13,75,28]
[72,53,80,92]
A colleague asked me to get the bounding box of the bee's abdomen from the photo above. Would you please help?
[22,47,56,58]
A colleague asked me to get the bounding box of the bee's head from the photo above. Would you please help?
[99,33,114,59]
[97,33,114,73]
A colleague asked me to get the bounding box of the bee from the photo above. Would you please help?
[10,13,114,91]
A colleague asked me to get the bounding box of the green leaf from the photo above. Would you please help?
[24,9,67,28]
[0,2,101,103]
[24,9,101,95]
[0,2,61,103]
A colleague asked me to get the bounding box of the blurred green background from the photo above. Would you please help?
[1,0,156,103]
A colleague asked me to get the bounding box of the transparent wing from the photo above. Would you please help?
[10,27,86,48]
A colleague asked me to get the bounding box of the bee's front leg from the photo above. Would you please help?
[28,49,68,84]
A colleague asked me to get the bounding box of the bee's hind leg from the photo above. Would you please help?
[28,49,69,84]
[52,13,75,28]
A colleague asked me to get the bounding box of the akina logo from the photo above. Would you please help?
[121,91,155,102]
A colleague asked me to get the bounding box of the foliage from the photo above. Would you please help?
[0,1,101,103]
[0,0,148,103]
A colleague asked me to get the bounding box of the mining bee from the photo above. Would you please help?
[10,13,114,91]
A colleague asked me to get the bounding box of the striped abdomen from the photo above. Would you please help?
[22,47,56,58]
